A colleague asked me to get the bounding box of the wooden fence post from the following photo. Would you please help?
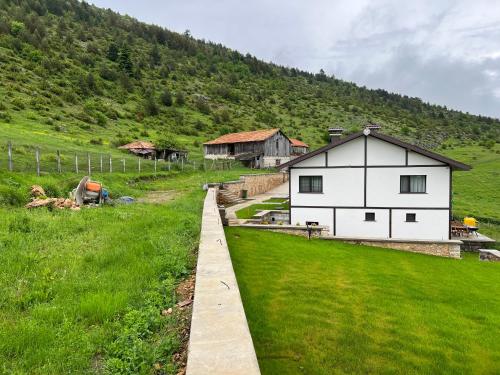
[87,153,91,176]
[138,158,141,173]
[154,157,157,174]
[75,154,79,174]
[57,150,61,173]
[100,154,103,173]
[181,158,184,171]
[8,141,13,171]
[109,155,112,173]
[35,147,40,176]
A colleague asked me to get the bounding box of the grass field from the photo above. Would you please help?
[445,145,500,240]
[226,227,500,375]
[235,202,290,219]
[0,168,256,374]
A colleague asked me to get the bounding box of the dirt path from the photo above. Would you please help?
[136,190,179,204]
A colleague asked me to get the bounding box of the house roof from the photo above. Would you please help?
[204,128,281,145]
[290,138,309,148]
[119,141,156,150]
[279,131,471,171]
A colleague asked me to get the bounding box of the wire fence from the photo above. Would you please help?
[0,141,236,176]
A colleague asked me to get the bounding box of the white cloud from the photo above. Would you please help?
[88,0,500,117]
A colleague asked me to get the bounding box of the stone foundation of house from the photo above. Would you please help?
[329,237,462,258]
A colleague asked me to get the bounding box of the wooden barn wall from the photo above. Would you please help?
[264,131,291,157]
[204,144,228,155]
[234,141,264,154]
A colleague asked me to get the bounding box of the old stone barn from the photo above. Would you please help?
[203,128,292,168]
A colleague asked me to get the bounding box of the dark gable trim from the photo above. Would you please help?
[279,131,471,171]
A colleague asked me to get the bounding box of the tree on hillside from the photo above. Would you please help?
[107,42,119,61]
[118,45,133,76]
[150,43,161,66]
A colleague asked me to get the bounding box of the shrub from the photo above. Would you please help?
[0,186,28,206]
[175,91,185,106]
[160,89,172,106]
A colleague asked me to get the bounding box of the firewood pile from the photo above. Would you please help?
[25,185,80,210]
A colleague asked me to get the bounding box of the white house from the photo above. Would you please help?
[279,128,471,241]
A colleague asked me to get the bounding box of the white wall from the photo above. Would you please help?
[263,156,290,167]
[290,168,364,207]
[293,152,326,167]
[367,137,405,165]
[336,209,389,238]
[392,209,449,240]
[407,151,445,165]
[291,207,333,234]
[327,137,364,166]
[366,166,450,207]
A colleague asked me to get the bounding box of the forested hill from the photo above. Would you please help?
[0,0,499,153]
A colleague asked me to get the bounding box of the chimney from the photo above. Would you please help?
[328,127,344,143]
[365,123,381,132]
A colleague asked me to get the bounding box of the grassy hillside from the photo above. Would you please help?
[0,168,258,374]
[0,0,499,159]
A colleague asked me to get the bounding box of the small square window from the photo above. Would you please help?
[406,213,416,222]
[365,212,375,221]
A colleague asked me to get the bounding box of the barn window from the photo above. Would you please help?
[400,175,426,193]
[276,139,279,155]
[365,212,375,221]
[299,176,323,193]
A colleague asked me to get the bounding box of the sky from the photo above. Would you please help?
[88,0,500,118]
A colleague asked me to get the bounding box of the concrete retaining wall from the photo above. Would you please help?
[186,188,260,375]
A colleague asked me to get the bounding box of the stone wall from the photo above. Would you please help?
[332,238,462,258]
[221,172,288,198]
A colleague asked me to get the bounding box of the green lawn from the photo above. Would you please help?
[263,197,289,203]
[0,168,258,374]
[226,227,500,375]
[236,203,290,219]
